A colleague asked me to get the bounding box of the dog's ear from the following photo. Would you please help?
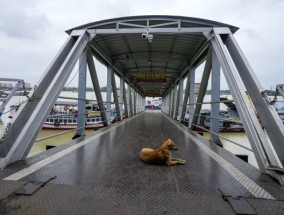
[167,139,174,145]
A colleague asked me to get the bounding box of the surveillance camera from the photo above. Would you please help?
[141,33,147,39]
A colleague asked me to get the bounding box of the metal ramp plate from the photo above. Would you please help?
[15,176,56,195]
[219,188,256,215]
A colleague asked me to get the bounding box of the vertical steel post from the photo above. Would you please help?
[170,88,175,117]
[181,71,190,123]
[111,72,121,121]
[178,79,184,121]
[75,49,87,137]
[106,66,112,125]
[173,85,178,118]
[128,85,133,116]
[192,49,212,130]
[138,94,141,113]
[175,85,180,120]
[162,95,165,112]
[211,49,222,146]
[120,78,124,120]
[123,82,129,118]
[168,91,172,115]
[136,94,139,113]
[133,91,137,115]
[188,68,195,127]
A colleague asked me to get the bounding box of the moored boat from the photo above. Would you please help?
[43,102,116,129]
[179,109,244,132]
[9,101,116,130]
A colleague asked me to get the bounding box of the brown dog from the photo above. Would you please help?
[139,139,186,166]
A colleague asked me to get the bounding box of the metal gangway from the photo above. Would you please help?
[0,15,284,214]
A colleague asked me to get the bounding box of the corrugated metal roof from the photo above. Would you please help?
[66,16,239,97]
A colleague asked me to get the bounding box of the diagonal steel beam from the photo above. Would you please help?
[87,48,108,126]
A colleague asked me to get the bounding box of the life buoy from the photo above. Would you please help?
[54,120,60,127]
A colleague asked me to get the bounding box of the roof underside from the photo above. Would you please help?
[67,16,239,97]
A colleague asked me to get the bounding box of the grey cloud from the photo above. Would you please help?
[0,14,49,39]
[0,1,50,39]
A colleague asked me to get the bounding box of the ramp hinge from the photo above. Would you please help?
[219,188,257,215]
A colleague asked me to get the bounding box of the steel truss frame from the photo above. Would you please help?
[0,30,143,169]
[210,29,284,184]
[164,27,284,185]
[0,18,283,186]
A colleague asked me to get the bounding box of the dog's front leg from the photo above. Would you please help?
[172,158,186,163]
[166,159,186,166]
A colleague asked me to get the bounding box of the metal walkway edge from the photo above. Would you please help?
[1,111,284,214]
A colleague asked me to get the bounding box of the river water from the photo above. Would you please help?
[0,92,256,168]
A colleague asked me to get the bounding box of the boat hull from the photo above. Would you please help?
[43,122,104,130]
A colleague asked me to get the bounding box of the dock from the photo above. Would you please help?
[1,15,284,214]
[1,111,284,214]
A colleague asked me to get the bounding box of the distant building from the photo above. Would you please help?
[3,83,13,88]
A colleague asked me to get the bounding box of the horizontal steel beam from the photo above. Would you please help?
[87,27,212,35]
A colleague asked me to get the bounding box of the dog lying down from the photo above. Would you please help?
[139,139,186,166]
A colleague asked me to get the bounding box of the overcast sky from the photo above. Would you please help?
[0,0,283,90]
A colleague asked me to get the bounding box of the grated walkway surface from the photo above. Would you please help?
[0,111,284,214]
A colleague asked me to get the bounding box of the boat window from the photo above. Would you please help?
[68,119,72,123]
[50,119,54,123]
[59,119,63,123]
[92,105,99,111]
[73,119,77,123]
